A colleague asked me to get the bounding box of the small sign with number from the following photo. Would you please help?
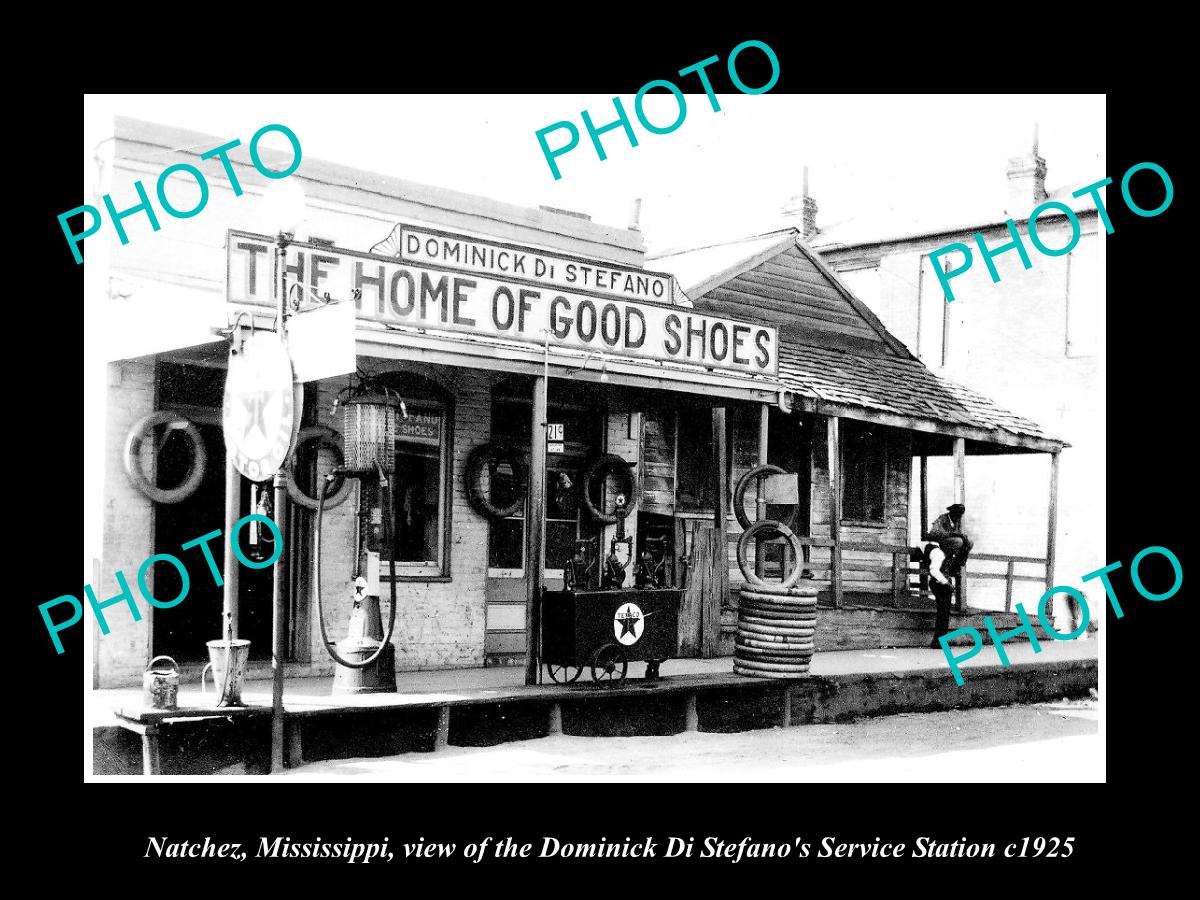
[547,423,564,441]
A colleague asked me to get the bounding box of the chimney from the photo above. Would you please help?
[1005,122,1048,213]
[628,197,643,232]
[783,165,820,239]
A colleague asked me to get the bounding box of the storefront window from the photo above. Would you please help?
[374,374,453,577]
[840,419,886,523]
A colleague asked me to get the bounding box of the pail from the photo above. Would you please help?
[143,655,179,710]
[202,639,252,706]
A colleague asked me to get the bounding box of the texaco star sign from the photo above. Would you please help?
[614,602,645,646]
[223,332,297,481]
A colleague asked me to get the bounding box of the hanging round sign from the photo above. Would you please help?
[223,331,297,482]
[614,601,645,646]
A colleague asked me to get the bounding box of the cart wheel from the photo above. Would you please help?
[589,644,628,685]
[644,659,663,681]
[546,663,583,684]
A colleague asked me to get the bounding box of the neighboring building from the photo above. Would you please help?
[806,138,1103,615]
[86,118,1065,689]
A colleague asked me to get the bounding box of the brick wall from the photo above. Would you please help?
[310,364,493,674]
[97,360,156,686]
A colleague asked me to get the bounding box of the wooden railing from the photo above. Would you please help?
[961,552,1049,613]
[729,529,1048,614]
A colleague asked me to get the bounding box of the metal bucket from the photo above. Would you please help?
[202,639,252,706]
[143,655,179,710]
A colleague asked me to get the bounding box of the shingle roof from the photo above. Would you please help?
[777,344,1055,443]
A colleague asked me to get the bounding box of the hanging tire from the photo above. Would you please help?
[124,411,207,505]
[286,425,353,511]
[465,443,527,520]
[733,464,800,531]
[581,454,637,524]
[736,520,804,588]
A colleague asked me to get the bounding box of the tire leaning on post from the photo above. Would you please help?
[736,519,805,589]
[285,424,354,511]
[581,453,638,524]
[733,464,800,532]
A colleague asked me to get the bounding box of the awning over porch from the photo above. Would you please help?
[651,228,1066,455]
[777,343,1064,454]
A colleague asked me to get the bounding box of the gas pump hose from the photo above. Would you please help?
[314,463,398,668]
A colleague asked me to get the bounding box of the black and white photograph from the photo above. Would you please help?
[72,88,1116,786]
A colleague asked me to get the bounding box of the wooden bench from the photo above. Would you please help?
[112,704,272,775]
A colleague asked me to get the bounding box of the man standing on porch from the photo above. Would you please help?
[929,503,973,580]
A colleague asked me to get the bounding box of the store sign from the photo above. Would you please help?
[398,226,674,304]
[223,332,296,481]
[397,411,441,447]
[228,230,778,377]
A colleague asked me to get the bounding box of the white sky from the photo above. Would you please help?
[89,94,1104,254]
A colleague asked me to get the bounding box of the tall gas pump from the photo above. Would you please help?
[313,382,407,694]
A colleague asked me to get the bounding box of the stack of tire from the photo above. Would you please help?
[734,581,818,678]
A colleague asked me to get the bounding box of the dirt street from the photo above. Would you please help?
[281,699,1100,782]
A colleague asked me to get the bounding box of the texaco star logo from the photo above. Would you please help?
[223,333,295,482]
[614,601,645,646]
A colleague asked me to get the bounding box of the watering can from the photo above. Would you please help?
[143,655,180,710]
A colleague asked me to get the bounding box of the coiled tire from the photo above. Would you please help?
[124,411,207,505]
[465,443,527,520]
[581,454,637,524]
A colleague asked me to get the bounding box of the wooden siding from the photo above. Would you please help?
[697,245,890,349]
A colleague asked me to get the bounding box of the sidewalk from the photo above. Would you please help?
[91,639,1097,728]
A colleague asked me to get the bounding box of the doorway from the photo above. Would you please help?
[150,362,276,662]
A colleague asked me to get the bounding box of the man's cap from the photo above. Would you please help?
[947,503,966,515]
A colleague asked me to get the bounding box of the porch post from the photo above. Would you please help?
[1044,450,1061,624]
[706,406,729,658]
[919,454,929,541]
[756,403,769,578]
[952,437,966,505]
[952,437,967,609]
[827,416,843,608]
[524,374,548,686]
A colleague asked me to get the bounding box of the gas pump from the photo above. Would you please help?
[312,382,407,694]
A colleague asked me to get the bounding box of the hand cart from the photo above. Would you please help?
[541,588,681,685]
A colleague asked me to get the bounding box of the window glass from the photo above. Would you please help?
[487,378,600,573]
[676,409,716,511]
[841,420,886,522]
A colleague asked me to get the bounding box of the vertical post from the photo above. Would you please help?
[705,407,729,658]
[952,438,966,504]
[525,374,548,686]
[271,471,287,773]
[952,437,966,610]
[1005,559,1015,612]
[270,233,290,775]
[826,416,843,608]
[222,459,242,637]
[755,403,769,578]
[713,407,729,532]
[919,455,928,541]
[1044,450,1060,623]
